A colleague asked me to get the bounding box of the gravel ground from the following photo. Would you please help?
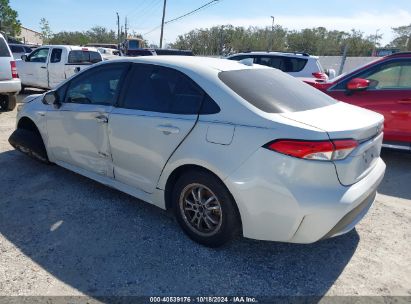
[0,95,410,298]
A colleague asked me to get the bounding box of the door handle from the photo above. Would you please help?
[41,66,47,69]
[156,125,180,135]
[95,114,108,123]
[398,98,411,104]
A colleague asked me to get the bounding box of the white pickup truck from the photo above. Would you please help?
[16,45,103,90]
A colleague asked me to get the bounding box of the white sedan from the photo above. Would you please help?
[9,56,385,247]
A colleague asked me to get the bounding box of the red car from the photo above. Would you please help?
[305,52,411,151]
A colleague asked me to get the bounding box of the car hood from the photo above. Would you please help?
[22,94,42,103]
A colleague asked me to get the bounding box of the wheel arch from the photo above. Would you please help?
[17,116,41,134]
[163,163,243,231]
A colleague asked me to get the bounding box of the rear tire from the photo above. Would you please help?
[8,128,50,164]
[172,170,240,247]
[0,95,17,111]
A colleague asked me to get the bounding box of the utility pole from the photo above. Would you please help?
[270,16,275,52]
[116,12,120,43]
[338,44,349,76]
[373,29,380,56]
[125,16,128,38]
[159,0,167,48]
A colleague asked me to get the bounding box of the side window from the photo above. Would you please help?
[254,56,286,71]
[285,58,308,72]
[364,61,411,89]
[0,38,11,57]
[50,48,62,63]
[10,45,24,53]
[68,51,102,64]
[122,64,205,114]
[28,48,49,63]
[65,64,127,105]
[335,60,411,90]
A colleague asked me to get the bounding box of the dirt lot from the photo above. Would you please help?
[0,94,410,298]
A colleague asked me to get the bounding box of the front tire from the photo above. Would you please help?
[172,170,240,247]
[8,128,50,163]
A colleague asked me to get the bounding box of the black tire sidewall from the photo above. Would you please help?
[172,170,240,247]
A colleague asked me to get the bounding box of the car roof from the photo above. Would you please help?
[385,52,411,58]
[41,45,100,51]
[228,51,317,59]
[106,55,271,72]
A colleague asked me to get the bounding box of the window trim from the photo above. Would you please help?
[329,58,411,92]
[62,62,131,106]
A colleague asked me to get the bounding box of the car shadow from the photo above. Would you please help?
[379,149,411,200]
[0,149,359,297]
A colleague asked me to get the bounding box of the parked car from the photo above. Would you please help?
[8,43,35,60]
[9,56,385,247]
[227,51,335,79]
[97,47,121,60]
[120,48,193,57]
[0,34,21,111]
[304,52,411,151]
[16,45,103,90]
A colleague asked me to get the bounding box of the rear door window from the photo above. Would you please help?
[219,68,336,113]
[122,64,206,114]
[286,57,308,72]
[68,50,102,64]
[0,38,11,57]
[50,48,63,63]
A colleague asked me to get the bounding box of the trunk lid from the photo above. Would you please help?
[0,36,13,81]
[281,102,384,186]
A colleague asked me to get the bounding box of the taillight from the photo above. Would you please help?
[312,72,327,80]
[265,139,358,161]
[10,61,18,78]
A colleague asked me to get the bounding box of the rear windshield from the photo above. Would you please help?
[68,50,102,64]
[0,38,11,57]
[218,69,337,113]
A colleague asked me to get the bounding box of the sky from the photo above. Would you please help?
[10,0,411,46]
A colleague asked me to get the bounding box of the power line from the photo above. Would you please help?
[167,0,220,25]
[144,0,222,35]
[126,0,157,18]
[130,0,162,30]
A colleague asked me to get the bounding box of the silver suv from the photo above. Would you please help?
[0,34,21,111]
[227,51,335,80]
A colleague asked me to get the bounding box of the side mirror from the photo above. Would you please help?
[347,78,370,91]
[43,91,60,108]
[21,54,28,61]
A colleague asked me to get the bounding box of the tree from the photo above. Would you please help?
[0,0,21,36]
[389,24,411,51]
[40,18,52,44]
[49,26,119,45]
[170,25,378,56]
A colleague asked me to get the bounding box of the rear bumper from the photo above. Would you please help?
[0,78,21,94]
[225,148,386,243]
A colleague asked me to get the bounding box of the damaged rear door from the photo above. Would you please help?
[108,63,205,193]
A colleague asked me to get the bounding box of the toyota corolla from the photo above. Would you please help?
[9,56,386,247]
